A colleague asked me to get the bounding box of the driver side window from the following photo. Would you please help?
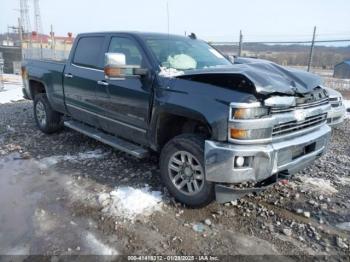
[108,37,143,66]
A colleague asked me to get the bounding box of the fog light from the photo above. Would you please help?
[235,156,245,167]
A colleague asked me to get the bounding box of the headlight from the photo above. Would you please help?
[229,102,272,141]
[232,107,269,119]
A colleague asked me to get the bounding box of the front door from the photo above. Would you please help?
[95,35,153,145]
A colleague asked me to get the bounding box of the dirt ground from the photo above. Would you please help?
[0,89,350,259]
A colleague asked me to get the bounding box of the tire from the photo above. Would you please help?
[33,93,63,134]
[160,134,214,208]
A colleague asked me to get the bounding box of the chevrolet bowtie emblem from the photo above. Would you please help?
[294,110,306,122]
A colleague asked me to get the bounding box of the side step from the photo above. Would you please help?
[64,120,149,159]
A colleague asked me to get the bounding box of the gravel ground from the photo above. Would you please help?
[0,98,350,258]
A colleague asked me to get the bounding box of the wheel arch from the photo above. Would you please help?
[151,108,212,151]
[28,78,47,99]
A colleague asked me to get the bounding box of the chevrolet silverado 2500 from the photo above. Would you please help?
[22,32,333,207]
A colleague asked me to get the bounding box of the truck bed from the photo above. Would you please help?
[23,59,67,113]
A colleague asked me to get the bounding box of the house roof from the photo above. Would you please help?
[335,60,350,67]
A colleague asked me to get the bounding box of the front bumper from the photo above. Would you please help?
[205,124,331,184]
[327,104,346,127]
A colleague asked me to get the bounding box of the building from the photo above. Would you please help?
[334,60,350,79]
[21,33,75,60]
[0,46,22,74]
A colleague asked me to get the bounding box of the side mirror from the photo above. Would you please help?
[104,52,148,79]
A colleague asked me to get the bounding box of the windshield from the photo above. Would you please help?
[145,36,232,72]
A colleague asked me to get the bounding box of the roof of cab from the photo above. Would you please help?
[76,31,189,39]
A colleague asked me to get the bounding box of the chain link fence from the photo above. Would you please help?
[211,40,350,72]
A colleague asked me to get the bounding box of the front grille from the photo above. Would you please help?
[272,113,327,137]
[271,98,329,114]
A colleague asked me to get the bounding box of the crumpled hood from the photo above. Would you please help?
[177,58,322,96]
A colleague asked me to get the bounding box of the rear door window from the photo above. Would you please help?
[73,36,105,69]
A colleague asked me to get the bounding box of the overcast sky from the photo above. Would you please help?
[1,0,350,42]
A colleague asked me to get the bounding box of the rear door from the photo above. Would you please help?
[95,35,153,144]
[63,35,107,127]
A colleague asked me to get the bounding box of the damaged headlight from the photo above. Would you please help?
[229,102,272,141]
[232,107,269,119]
[230,102,270,120]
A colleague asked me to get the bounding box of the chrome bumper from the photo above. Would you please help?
[205,124,331,184]
[327,104,346,127]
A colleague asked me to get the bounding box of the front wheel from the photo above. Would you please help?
[34,93,63,134]
[160,134,214,208]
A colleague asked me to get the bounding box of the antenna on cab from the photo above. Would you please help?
[166,1,170,75]
[166,1,170,36]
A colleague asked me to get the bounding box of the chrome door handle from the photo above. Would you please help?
[64,73,73,78]
[97,80,109,86]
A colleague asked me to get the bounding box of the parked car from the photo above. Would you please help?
[323,87,346,127]
[22,32,332,207]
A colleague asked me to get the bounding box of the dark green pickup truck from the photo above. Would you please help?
[22,32,332,207]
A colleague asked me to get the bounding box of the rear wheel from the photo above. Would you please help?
[160,134,214,207]
[34,93,63,134]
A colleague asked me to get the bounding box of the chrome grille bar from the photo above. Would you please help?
[271,98,329,114]
[272,113,327,137]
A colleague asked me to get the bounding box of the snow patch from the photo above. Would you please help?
[85,232,118,255]
[336,175,350,185]
[0,83,24,104]
[100,185,162,220]
[34,208,59,235]
[299,177,338,195]
[38,149,108,169]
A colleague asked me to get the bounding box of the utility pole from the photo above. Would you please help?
[50,24,55,59]
[18,18,24,59]
[307,26,316,72]
[238,30,243,57]
[7,25,10,45]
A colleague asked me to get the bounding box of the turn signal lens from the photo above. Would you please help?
[230,128,248,139]
[230,128,273,140]
[104,66,123,78]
